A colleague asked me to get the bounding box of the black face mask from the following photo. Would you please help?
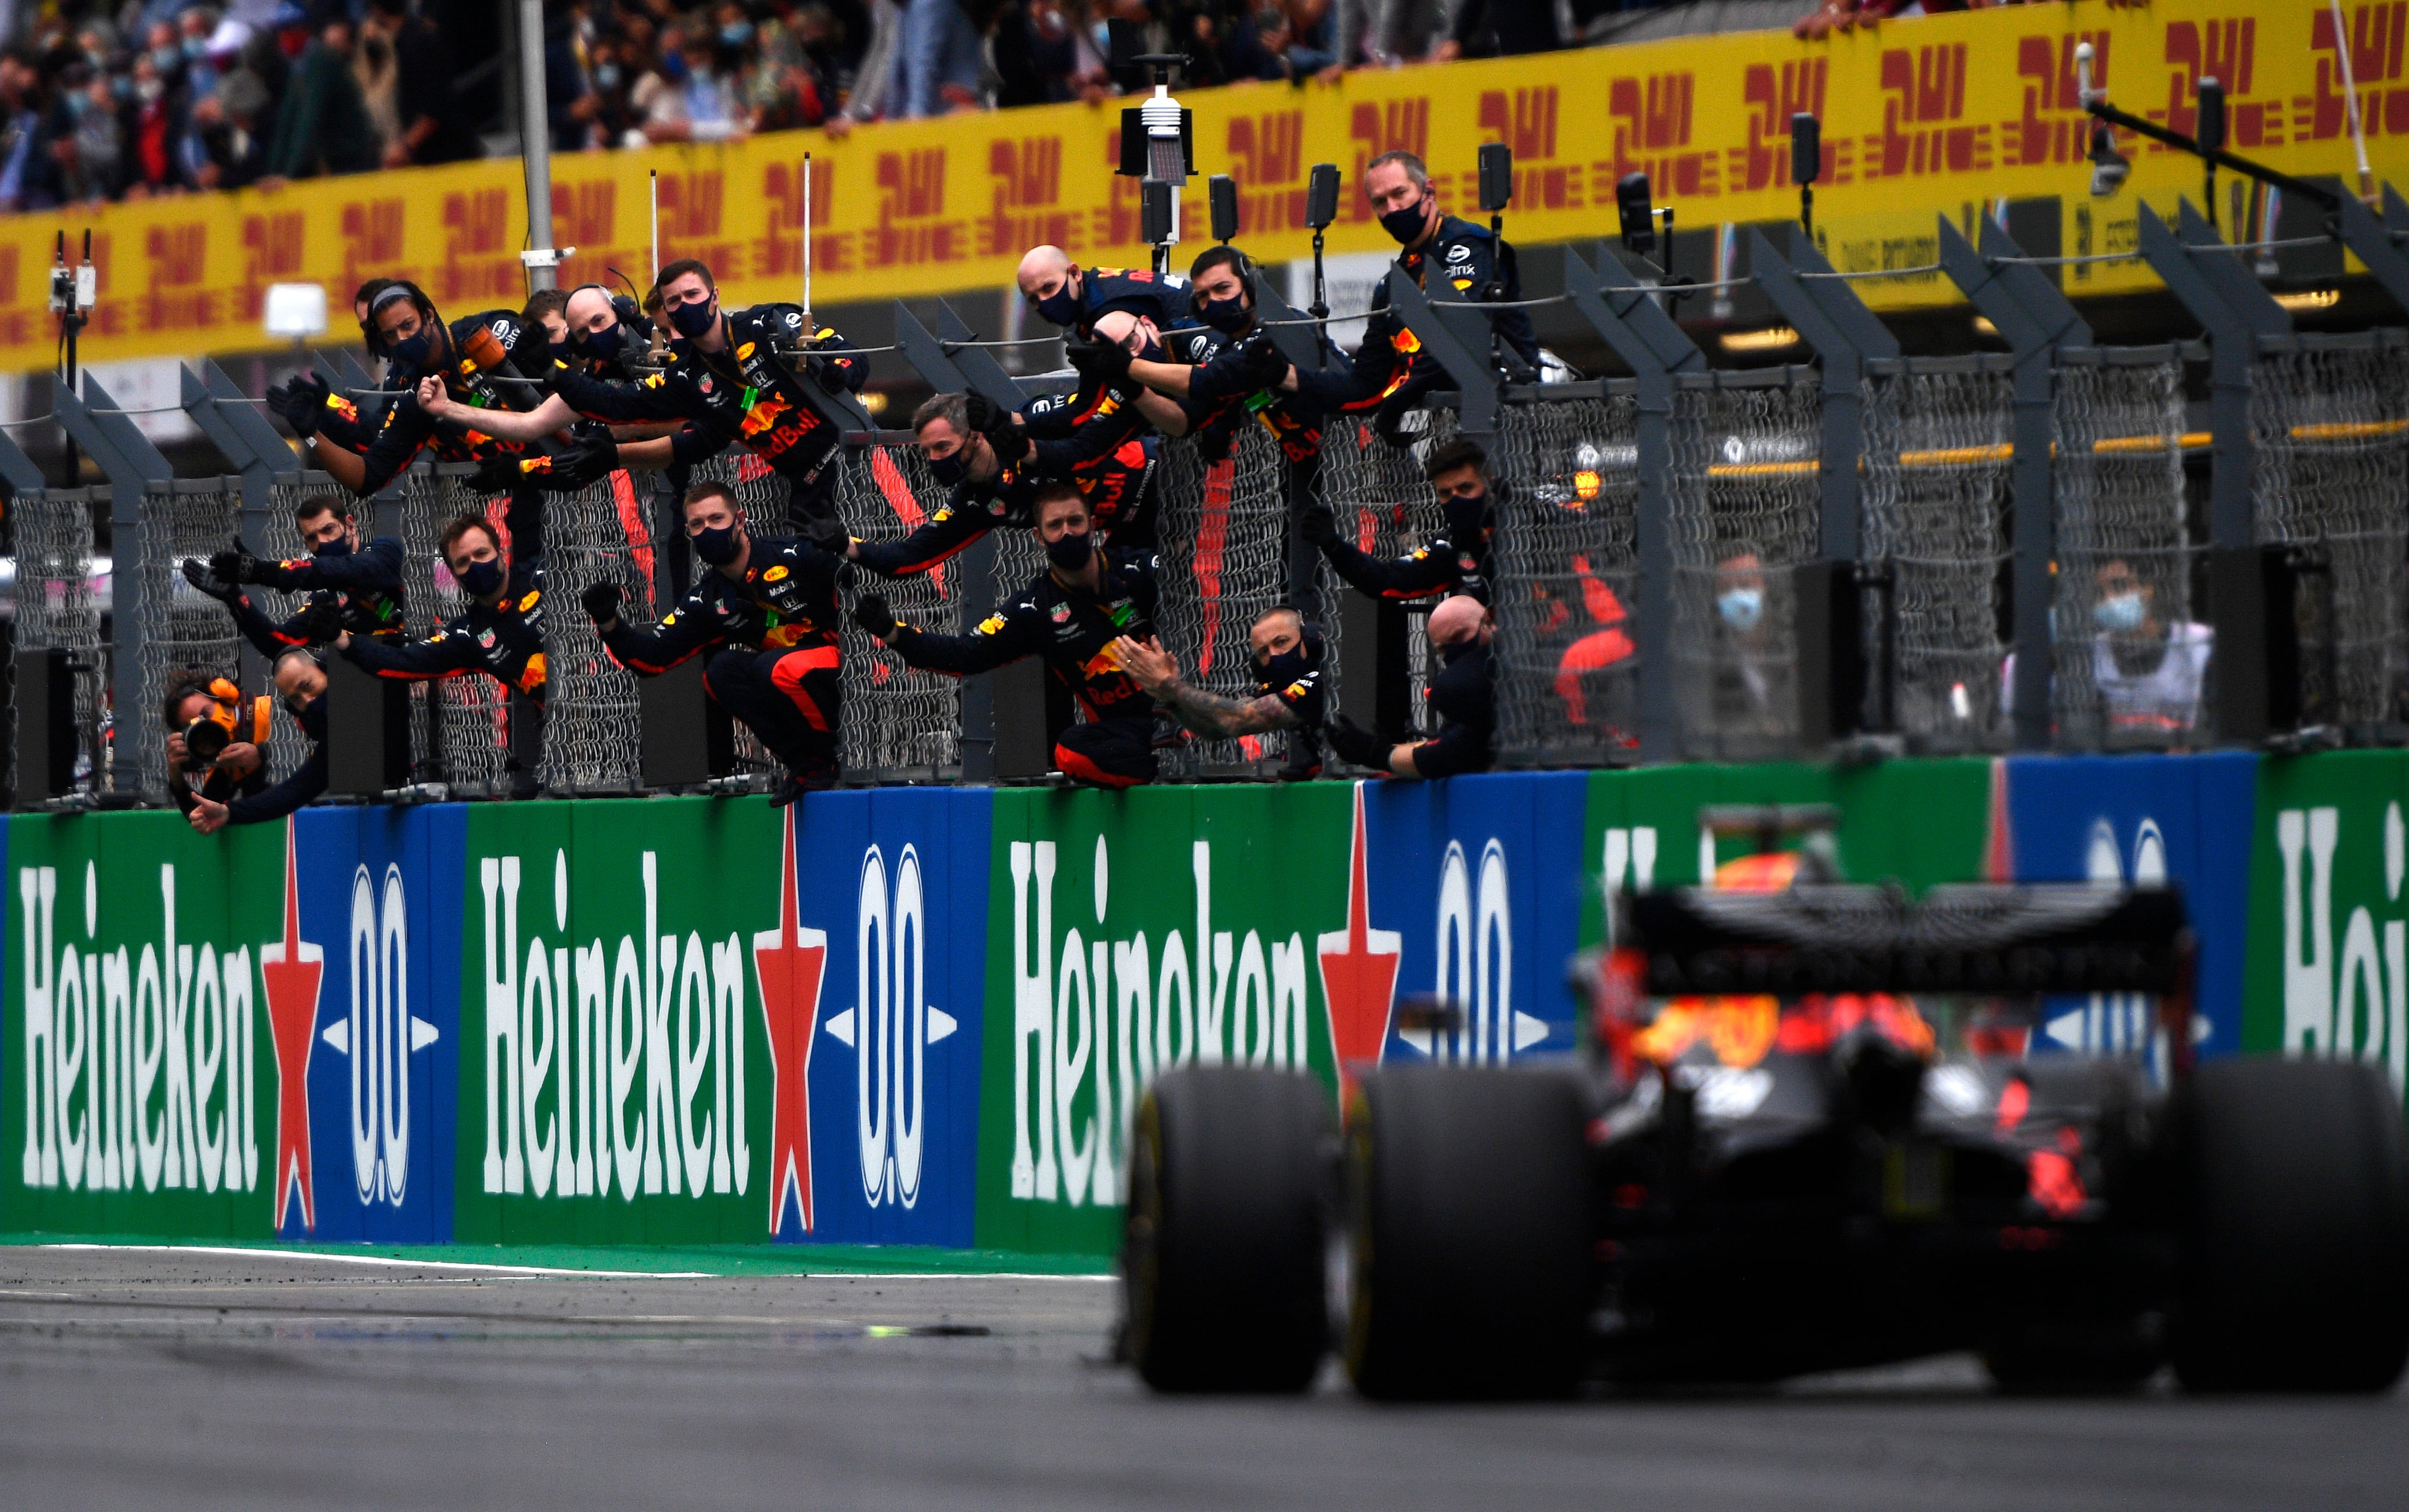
[312,531,354,559]
[1034,284,1080,326]
[927,449,969,486]
[281,693,312,718]
[1437,635,1483,667]
[692,522,743,566]
[1045,529,1093,572]
[1254,645,1312,692]
[1442,489,1489,546]
[387,326,435,369]
[574,321,626,363]
[1199,294,1251,334]
[668,297,717,340]
[1379,196,1430,247]
[456,557,505,598]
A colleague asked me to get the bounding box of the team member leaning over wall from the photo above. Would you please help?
[854,482,1166,789]
[1112,603,1329,779]
[1325,593,1496,778]
[586,479,852,804]
[186,649,330,834]
[182,492,409,656]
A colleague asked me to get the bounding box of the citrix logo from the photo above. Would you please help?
[822,845,958,1211]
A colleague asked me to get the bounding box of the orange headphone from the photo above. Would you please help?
[185,678,273,766]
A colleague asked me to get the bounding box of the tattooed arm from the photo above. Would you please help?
[1112,635,1299,739]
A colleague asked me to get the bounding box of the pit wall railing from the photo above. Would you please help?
[10,749,2408,1253]
[5,199,2409,809]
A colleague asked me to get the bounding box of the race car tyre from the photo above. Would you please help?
[2171,1056,2409,1393]
[1343,1065,1591,1401]
[1983,1316,2163,1395]
[1123,1066,1334,1393]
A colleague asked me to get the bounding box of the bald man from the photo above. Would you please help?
[1324,594,1495,778]
[1016,245,1191,338]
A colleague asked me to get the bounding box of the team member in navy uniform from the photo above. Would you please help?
[268,281,586,562]
[334,513,549,705]
[583,480,849,803]
[422,259,867,535]
[1105,245,1334,466]
[1110,602,1329,779]
[853,483,1165,789]
[182,493,409,657]
[1015,245,1191,338]
[834,391,1158,578]
[186,650,333,834]
[1299,438,1498,606]
[1325,594,1495,779]
[1291,150,1542,443]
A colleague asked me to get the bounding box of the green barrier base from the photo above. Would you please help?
[0,1232,1115,1277]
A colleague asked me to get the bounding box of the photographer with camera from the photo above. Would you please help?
[185,650,331,835]
[161,669,271,818]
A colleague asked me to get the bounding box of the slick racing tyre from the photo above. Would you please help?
[1123,1066,1334,1393]
[1344,1065,1591,1401]
[2171,1056,2409,1393]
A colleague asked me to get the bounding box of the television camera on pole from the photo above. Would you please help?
[1111,21,1194,277]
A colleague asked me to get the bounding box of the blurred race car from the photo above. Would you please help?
[1120,809,2409,1399]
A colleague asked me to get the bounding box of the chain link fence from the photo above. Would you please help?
[2250,331,2409,733]
[1152,427,1293,776]
[132,478,243,801]
[10,484,104,800]
[2050,347,2197,748]
[833,438,964,781]
[1860,355,2017,751]
[1313,408,1458,737]
[1670,369,1823,761]
[1488,388,1641,766]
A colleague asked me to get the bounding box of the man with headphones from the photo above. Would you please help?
[186,649,333,834]
[266,280,589,562]
[161,668,272,818]
[417,259,867,537]
[1110,603,1329,780]
[1096,243,1334,466]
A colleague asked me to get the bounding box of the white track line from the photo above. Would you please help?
[35,1244,710,1278]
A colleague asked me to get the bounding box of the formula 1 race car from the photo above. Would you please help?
[1120,828,2409,1399]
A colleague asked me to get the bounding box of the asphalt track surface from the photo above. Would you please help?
[3,1246,2406,1511]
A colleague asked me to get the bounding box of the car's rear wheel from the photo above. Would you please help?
[1343,1064,1592,1401]
[2171,1056,2409,1393]
[1984,1316,2163,1394]
[1123,1065,1334,1393]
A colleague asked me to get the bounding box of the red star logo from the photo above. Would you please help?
[259,820,323,1231]
[1317,784,1402,1107]
[755,807,828,1236]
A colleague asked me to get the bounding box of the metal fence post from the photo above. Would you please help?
[1936,217,2091,753]
[57,374,173,798]
[1561,246,1706,764]
[1748,232,1879,562]
[1384,269,1498,444]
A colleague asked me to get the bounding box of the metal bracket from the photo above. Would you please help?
[2174,200,2292,337]
[1748,230,1868,560]
[1250,278,1327,373]
[936,298,1042,413]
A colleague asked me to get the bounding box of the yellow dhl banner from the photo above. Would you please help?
[0,0,2398,374]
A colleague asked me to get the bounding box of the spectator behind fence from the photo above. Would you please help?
[186,649,329,836]
[1325,592,1494,778]
[364,0,470,167]
[1707,542,1788,739]
[264,14,377,181]
[161,668,269,819]
[2001,556,2215,738]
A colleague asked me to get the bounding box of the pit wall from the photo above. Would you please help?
[1,752,2386,1259]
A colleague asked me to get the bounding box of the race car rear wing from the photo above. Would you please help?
[1614,884,2191,999]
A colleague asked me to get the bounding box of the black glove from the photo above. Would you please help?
[581,581,622,625]
[1298,503,1340,548]
[1064,336,1130,386]
[808,351,854,395]
[1237,331,1290,388]
[1372,391,1419,449]
[270,373,330,440]
[211,537,263,586]
[852,593,896,641]
[466,454,529,495]
[1196,425,1231,465]
[1323,713,1391,771]
[963,392,1010,440]
[292,596,344,643]
[546,437,620,491]
[181,557,240,604]
[801,511,850,554]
